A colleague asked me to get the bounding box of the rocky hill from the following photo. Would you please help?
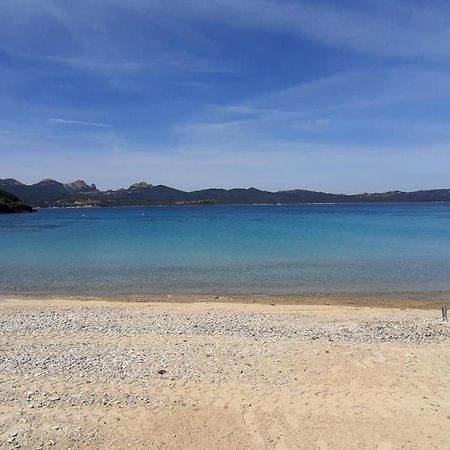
[0,189,36,213]
[0,179,98,207]
[1,178,450,208]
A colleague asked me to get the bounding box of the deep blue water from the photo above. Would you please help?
[1,204,450,295]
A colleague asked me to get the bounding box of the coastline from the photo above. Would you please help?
[3,291,450,310]
[23,200,450,210]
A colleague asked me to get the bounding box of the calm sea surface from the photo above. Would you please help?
[1,204,450,295]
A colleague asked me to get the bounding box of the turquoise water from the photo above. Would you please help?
[1,204,450,295]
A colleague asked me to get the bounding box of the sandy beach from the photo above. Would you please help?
[1,296,449,449]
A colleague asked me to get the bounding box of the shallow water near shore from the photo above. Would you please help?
[1,203,450,296]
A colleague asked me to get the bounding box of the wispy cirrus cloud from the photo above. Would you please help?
[0,0,236,77]
[187,0,450,60]
[50,118,111,128]
[102,0,450,61]
[1,0,450,73]
[174,65,450,148]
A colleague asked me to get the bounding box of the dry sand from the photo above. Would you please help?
[1,296,449,449]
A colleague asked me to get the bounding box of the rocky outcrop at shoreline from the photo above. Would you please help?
[0,190,35,214]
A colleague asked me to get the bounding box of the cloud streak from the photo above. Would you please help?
[103,0,450,61]
[2,0,450,72]
[173,66,450,151]
[50,118,111,128]
[197,0,450,60]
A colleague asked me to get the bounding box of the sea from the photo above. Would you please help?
[1,203,450,296]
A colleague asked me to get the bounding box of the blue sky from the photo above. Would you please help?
[1,0,450,192]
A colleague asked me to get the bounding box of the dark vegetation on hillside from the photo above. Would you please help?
[1,178,450,208]
[0,189,36,213]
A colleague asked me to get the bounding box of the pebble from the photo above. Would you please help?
[1,308,447,344]
[0,305,448,400]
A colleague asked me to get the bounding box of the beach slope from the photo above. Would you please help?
[1,298,449,449]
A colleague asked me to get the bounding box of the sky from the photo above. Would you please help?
[1,0,450,193]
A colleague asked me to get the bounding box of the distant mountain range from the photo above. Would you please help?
[1,178,450,208]
[0,189,35,213]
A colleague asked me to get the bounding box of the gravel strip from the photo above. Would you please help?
[1,305,448,384]
[1,308,449,343]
